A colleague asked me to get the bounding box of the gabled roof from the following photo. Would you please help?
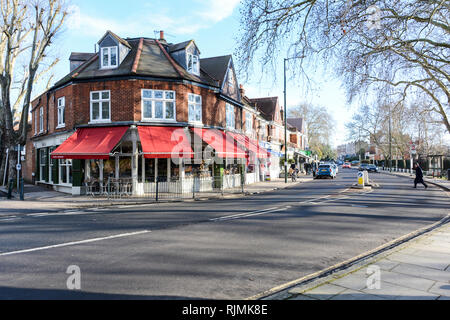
[287,118,305,133]
[98,30,131,48]
[168,40,200,54]
[53,37,219,89]
[200,55,232,87]
[249,97,280,122]
[69,52,95,61]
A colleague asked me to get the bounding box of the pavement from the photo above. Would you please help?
[0,176,313,215]
[267,221,450,300]
[380,168,450,191]
[261,170,450,300]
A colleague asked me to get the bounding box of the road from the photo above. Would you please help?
[0,169,448,299]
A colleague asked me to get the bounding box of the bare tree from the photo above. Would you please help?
[0,0,68,186]
[237,0,450,134]
[289,102,335,158]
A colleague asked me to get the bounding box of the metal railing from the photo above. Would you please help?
[85,173,246,201]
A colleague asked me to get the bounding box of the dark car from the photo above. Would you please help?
[366,164,379,172]
[358,163,369,171]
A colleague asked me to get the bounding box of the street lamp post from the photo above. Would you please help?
[283,56,304,183]
[388,104,392,171]
[284,58,288,183]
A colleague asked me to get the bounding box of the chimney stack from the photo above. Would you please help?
[159,30,164,41]
[239,84,245,96]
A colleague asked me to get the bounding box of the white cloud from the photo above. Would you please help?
[196,0,241,23]
[66,1,240,39]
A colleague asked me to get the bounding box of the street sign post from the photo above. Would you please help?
[409,142,416,173]
[357,171,364,188]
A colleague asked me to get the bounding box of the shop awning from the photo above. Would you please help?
[227,132,270,159]
[193,128,246,158]
[51,126,128,159]
[138,126,193,158]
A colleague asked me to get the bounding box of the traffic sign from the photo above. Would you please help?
[16,163,22,171]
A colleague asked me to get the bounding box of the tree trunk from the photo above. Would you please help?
[0,148,6,186]
[7,146,17,190]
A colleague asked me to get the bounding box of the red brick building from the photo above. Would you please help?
[27,31,271,194]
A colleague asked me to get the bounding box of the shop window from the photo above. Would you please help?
[59,159,72,185]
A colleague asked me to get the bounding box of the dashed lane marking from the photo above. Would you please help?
[0,230,152,257]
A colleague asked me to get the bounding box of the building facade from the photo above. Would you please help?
[27,31,282,195]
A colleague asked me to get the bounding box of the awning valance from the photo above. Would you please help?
[227,132,270,159]
[51,126,128,159]
[138,126,193,159]
[193,128,246,159]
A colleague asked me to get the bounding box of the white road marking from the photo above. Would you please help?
[351,204,369,208]
[0,230,151,257]
[213,208,287,221]
[210,207,285,222]
[0,216,20,222]
[27,211,90,217]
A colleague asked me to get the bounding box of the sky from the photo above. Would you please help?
[42,0,363,148]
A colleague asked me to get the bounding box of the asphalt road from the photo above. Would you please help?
[0,169,448,299]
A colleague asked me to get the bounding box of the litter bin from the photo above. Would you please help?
[447,169,450,181]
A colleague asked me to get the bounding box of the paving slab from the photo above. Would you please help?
[428,282,450,297]
[391,263,450,284]
[386,252,449,271]
[372,259,400,272]
[301,283,347,300]
[362,281,439,300]
[379,270,436,292]
[331,270,369,291]
[288,294,318,300]
[329,289,385,300]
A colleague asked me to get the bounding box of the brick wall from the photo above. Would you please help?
[31,79,239,136]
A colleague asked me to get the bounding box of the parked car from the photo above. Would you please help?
[342,162,351,169]
[351,160,361,167]
[358,163,370,171]
[315,164,337,179]
[366,164,379,173]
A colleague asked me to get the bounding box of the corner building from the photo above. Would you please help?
[28,31,270,195]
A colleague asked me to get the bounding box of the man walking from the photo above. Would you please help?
[414,163,428,189]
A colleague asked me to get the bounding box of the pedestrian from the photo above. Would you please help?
[289,163,297,182]
[413,163,428,189]
[304,163,310,175]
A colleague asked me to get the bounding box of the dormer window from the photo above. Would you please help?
[101,46,118,69]
[187,53,199,75]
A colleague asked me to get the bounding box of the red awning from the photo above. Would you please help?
[51,126,128,159]
[138,126,193,158]
[193,128,246,158]
[227,132,270,159]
